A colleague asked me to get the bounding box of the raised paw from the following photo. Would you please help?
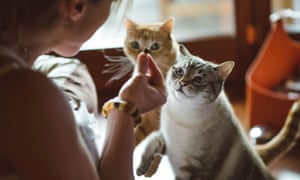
[136,155,162,177]
[136,156,153,176]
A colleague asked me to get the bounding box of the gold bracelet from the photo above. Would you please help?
[101,98,142,126]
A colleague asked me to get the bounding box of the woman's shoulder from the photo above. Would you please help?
[0,173,19,180]
[0,66,59,97]
[0,50,75,134]
[0,66,75,130]
[0,66,92,179]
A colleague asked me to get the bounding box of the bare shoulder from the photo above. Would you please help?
[0,69,98,179]
[0,68,73,127]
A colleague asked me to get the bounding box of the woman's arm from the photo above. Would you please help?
[98,52,166,180]
[98,109,135,180]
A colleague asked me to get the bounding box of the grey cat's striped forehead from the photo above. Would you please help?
[176,55,215,72]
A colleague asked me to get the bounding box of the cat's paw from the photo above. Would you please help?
[136,155,162,177]
[136,156,153,176]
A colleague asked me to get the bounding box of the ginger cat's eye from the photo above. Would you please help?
[150,42,160,51]
[130,41,139,49]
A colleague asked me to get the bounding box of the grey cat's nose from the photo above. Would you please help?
[180,81,188,87]
[143,48,150,54]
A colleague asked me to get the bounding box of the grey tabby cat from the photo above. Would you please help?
[136,45,275,180]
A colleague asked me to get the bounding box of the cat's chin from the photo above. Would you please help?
[172,89,195,100]
[171,90,214,105]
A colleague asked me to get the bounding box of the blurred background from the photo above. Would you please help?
[76,1,300,179]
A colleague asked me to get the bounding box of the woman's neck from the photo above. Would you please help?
[13,26,57,66]
[2,38,51,67]
[16,45,45,65]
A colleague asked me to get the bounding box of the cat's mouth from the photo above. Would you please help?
[175,87,188,96]
[174,87,196,98]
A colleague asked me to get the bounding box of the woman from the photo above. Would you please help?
[0,0,166,180]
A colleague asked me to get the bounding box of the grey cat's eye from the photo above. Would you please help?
[174,67,184,77]
[130,41,139,49]
[193,76,205,85]
[150,42,160,51]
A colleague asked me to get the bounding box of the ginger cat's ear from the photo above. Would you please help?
[160,17,174,32]
[125,18,137,30]
[216,61,235,81]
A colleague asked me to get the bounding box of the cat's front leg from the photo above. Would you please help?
[136,131,166,177]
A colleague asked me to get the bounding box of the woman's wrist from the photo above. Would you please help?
[101,97,142,126]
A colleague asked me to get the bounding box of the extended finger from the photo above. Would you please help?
[147,54,164,86]
[136,52,149,74]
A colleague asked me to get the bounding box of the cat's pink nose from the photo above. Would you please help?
[180,81,188,87]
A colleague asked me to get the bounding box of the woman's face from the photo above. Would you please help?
[53,0,113,56]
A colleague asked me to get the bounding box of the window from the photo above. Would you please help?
[271,0,300,33]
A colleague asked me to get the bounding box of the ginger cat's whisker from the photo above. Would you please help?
[123,18,178,146]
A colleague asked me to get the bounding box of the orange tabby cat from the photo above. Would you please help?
[123,17,179,146]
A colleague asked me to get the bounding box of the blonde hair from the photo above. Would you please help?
[98,0,133,39]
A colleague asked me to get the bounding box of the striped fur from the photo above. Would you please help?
[136,45,275,179]
[256,99,300,164]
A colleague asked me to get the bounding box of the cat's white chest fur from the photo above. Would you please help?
[160,94,233,176]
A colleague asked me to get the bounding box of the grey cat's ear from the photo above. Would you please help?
[125,18,137,30]
[216,61,235,81]
[160,17,174,32]
[179,44,191,56]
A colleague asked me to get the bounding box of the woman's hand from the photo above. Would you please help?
[118,52,166,113]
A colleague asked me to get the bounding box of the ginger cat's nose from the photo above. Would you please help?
[143,48,150,54]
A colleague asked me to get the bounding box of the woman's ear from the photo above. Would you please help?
[59,0,87,21]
